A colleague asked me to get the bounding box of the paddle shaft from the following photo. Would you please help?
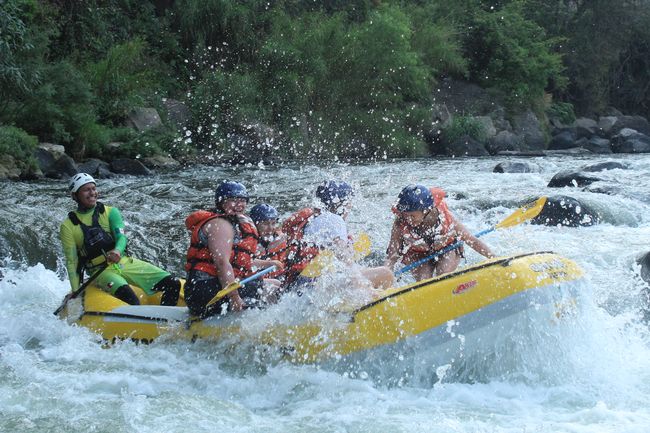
[53,263,109,315]
[394,228,494,276]
[205,265,277,307]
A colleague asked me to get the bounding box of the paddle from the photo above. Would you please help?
[204,265,277,308]
[53,263,109,316]
[300,232,372,278]
[395,196,548,276]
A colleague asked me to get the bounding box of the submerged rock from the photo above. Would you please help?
[530,195,600,227]
[639,252,650,284]
[548,170,602,188]
[493,161,539,173]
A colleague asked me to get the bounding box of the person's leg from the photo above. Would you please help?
[114,284,141,305]
[117,257,174,297]
[91,265,138,304]
[433,250,462,275]
[184,275,227,317]
[359,266,394,290]
[401,251,435,281]
[153,275,182,306]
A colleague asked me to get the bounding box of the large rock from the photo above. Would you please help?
[110,158,152,175]
[530,195,600,227]
[610,115,650,136]
[580,161,629,172]
[611,129,650,153]
[488,131,522,153]
[573,117,598,138]
[598,116,618,136]
[77,158,113,178]
[0,154,21,180]
[444,135,489,156]
[493,161,539,173]
[125,107,163,132]
[582,137,612,154]
[548,170,602,188]
[35,144,78,178]
[511,110,547,150]
[142,155,180,169]
[549,130,577,150]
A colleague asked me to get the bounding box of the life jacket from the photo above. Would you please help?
[184,210,259,279]
[68,202,115,267]
[281,208,321,285]
[391,187,457,255]
[255,232,289,279]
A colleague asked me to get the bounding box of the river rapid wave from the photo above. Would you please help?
[1,154,649,432]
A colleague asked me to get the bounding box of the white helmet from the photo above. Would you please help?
[69,173,96,193]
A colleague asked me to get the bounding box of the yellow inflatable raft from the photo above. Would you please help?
[59,251,583,363]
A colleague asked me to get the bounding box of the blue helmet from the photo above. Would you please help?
[316,180,353,209]
[215,180,249,203]
[250,203,279,223]
[396,184,433,212]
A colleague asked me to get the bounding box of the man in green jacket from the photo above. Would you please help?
[60,173,180,305]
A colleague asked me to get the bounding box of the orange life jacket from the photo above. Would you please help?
[281,208,321,285]
[184,210,259,279]
[255,232,289,279]
[392,187,457,255]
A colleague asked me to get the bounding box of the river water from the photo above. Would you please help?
[1,155,649,432]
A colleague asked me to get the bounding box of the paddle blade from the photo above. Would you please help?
[206,281,241,307]
[353,232,371,260]
[495,196,547,229]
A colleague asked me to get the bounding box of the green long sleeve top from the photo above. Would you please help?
[59,204,127,291]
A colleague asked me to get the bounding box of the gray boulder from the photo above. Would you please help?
[444,135,489,156]
[611,115,650,136]
[493,161,539,173]
[0,154,21,179]
[580,161,629,172]
[488,131,522,154]
[598,116,618,136]
[111,158,152,176]
[548,170,602,188]
[78,158,113,178]
[573,117,599,139]
[512,110,547,150]
[142,155,180,169]
[125,107,163,132]
[549,130,577,150]
[582,137,612,154]
[530,195,600,227]
[611,129,650,153]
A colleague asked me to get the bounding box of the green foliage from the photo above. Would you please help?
[546,102,576,125]
[0,125,38,171]
[106,128,185,160]
[85,39,161,124]
[3,0,650,162]
[11,61,100,156]
[442,116,487,145]
[466,2,566,108]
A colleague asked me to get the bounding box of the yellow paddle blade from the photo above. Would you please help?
[495,196,547,229]
[352,232,371,260]
[206,281,241,307]
[300,250,335,278]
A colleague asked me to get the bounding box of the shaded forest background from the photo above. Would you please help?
[2,0,650,163]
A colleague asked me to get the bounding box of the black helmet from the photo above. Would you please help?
[315,180,353,209]
[250,203,279,224]
[396,184,433,212]
[215,180,249,203]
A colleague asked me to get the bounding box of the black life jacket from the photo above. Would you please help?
[68,202,115,265]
